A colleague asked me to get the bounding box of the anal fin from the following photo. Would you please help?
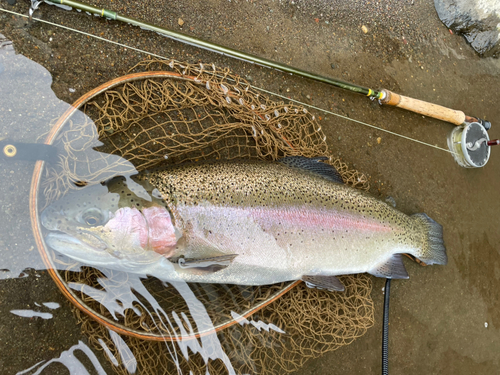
[369,254,409,279]
[302,275,345,292]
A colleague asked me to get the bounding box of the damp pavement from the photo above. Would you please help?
[0,0,499,374]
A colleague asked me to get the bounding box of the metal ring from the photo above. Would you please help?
[3,144,17,157]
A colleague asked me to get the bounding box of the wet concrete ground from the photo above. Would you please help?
[0,0,499,373]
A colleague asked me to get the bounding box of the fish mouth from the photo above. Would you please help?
[44,231,109,260]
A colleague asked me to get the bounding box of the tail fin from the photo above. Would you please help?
[411,213,447,265]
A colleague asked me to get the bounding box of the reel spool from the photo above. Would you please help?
[448,122,498,168]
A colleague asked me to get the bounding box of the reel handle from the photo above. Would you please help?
[487,139,499,146]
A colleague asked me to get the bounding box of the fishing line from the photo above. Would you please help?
[0,8,168,59]
[0,7,453,154]
[256,87,454,153]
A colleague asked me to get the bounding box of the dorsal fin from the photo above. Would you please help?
[279,156,344,184]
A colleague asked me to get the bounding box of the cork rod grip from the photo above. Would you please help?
[381,89,466,125]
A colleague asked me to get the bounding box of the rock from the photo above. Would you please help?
[434,0,500,57]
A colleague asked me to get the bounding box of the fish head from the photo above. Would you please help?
[41,177,181,272]
[41,183,116,232]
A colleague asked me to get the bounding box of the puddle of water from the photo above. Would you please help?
[0,33,69,280]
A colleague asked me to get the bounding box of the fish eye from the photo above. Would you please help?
[81,208,105,226]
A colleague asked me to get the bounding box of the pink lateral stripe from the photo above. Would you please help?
[184,205,393,233]
[250,206,393,232]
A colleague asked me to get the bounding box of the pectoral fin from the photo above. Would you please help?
[171,254,238,273]
[369,254,409,279]
[302,275,345,292]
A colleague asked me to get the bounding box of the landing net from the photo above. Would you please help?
[38,59,374,374]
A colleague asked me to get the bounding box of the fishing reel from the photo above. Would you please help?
[448,119,498,168]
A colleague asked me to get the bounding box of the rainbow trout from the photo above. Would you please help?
[41,157,446,291]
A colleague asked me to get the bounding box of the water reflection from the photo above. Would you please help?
[1,33,374,375]
[105,329,137,373]
[0,32,72,279]
[0,33,277,375]
[17,341,108,375]
[10,301,59,320]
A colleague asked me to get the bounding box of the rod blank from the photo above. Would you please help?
[42,0,488,128]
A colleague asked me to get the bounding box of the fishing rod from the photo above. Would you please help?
[32,0,491,130]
